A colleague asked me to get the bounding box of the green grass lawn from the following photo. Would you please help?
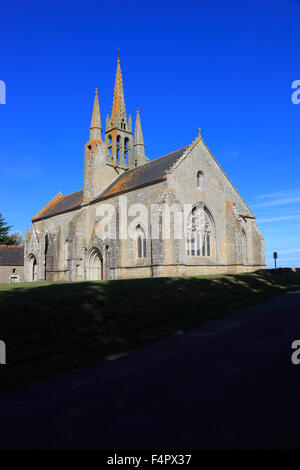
[0,270,299,397]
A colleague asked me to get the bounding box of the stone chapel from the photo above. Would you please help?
[24,58,265,282]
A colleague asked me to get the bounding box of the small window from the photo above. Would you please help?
[197,171,204,190]
[136,225,146,258]
[12,268,16,274]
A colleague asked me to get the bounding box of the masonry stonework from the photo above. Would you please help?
[0,246,24,284]
[24,59,265,282]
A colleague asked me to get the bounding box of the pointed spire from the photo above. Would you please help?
[128,114,132,131]
[134,109,144,147]
[111,55,127,126]
[90,88,102,140]
[134,108,147,164]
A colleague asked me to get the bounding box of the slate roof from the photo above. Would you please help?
[0,245,24,266]
[32,190,83,221]
[32,145,190,220]
[96,146,189,201]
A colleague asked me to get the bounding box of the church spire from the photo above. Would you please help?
[111,56,127,126]
[105,55,133,168]
[134,109,145,154]
[133,109,148,167]
[90,88,102,140]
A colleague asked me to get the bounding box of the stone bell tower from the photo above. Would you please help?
[83,89,119,203]
[105,56,133,168]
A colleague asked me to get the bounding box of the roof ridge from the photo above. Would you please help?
[95,144,192,202]
[100,145,190,185]
[115,144,190,180]
[60,189,82,201]
[166,134,201,174]
[32,189,83,222]
[33,192,64,220]
[60,189,83,199]
[138,145,189,168]
[0,245,24,248]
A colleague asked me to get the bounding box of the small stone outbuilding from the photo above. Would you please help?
[0,245,24,284]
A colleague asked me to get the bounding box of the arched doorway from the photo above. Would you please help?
[28,255,37,281]
[87,248,103,280]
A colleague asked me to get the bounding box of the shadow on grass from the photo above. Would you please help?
[0,270,299,397]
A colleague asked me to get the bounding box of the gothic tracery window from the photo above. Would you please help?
[187,204,212,257]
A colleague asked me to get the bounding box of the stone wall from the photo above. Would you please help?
[0,265,24,284]
[24,138,265,282]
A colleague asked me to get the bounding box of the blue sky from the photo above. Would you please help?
[0,0,299,268]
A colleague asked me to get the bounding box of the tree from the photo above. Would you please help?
[0,213,12,245]
[0,214,24,246]
[6,231,24,246]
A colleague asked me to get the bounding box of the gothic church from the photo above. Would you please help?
[24,58,265,282]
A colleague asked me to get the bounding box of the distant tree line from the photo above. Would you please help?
[0,213,24,246]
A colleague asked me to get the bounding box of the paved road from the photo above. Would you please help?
[0,290,300,449]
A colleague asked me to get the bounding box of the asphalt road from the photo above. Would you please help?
[0,290,300,449]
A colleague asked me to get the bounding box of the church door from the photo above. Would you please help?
[88,249,103,280]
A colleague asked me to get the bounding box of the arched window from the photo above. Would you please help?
[197,171,204,190]
[108,135,112,155]
[116,136,121,162]
[136,225,146,258]
[187,203,213,257]
[124,138,129,165]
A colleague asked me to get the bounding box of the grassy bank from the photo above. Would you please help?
[0,270,299,397]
